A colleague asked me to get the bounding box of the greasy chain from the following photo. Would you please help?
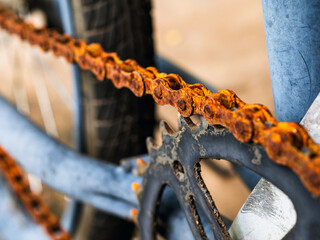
[0,6,320,198]
[0,146,71,240]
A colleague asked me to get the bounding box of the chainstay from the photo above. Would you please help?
[0,5,319,198]
[0,146,71,240]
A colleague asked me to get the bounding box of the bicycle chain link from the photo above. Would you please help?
[0,146,71,240]
[0,2,319,207]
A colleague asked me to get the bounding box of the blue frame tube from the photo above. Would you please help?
[261,0,320,122]
[0,96,195,239]
[0,96,139,217]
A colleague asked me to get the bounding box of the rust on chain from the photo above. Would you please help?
[0,5,320,197]
[0,146,71,240]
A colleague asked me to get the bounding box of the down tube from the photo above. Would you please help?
[261,0,320,122]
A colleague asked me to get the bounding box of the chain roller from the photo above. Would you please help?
[0,146,71,240]
[0,5,319,198]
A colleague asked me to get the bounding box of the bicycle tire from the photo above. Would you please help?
[70,1,155,239]
[28,0,155,239]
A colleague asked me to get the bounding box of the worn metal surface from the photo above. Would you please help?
[229,93,320,240]
[261,0,320,122]
[1,6,320,197]
[301,93,320,144]
[139,116,320,239]
[139,117,230,240]
[229,179,297,240]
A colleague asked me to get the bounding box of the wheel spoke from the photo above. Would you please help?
[0,31,15,102]
[33,52,74,110]
[28,48,59,137]
[12,42,30,115]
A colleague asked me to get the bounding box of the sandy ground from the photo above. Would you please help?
[0,0,275,233]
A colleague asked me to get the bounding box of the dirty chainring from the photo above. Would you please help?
[138,116,320,240]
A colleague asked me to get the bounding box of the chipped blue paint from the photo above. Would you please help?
[0,96,194,239]
[262,0,320,122]
[0,96,139,218]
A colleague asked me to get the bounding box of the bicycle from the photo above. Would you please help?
[0,1,320,240]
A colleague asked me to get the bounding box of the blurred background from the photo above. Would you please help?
[0,0,274,236]
[154,0,273,111]
[153,0,272,221]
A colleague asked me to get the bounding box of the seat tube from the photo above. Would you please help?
[261,0,320,122]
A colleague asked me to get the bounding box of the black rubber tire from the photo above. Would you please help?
[71,0,155,162]
[70,0,155,239]
[29,0,155,239]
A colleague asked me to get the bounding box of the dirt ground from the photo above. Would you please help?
[0,0,274,233]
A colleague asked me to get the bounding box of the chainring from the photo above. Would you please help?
[138,116,320,240]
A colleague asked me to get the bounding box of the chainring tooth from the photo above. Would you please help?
[159,120,175,136]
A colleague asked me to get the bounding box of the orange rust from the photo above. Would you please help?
[0,146,71,240]
[1,5,320,197]
[132,182,142,192]
[130,208,139,224]
[136,158,149,176]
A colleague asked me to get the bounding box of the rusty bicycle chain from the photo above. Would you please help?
[0,5,319,200]
[0,146,71,240]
